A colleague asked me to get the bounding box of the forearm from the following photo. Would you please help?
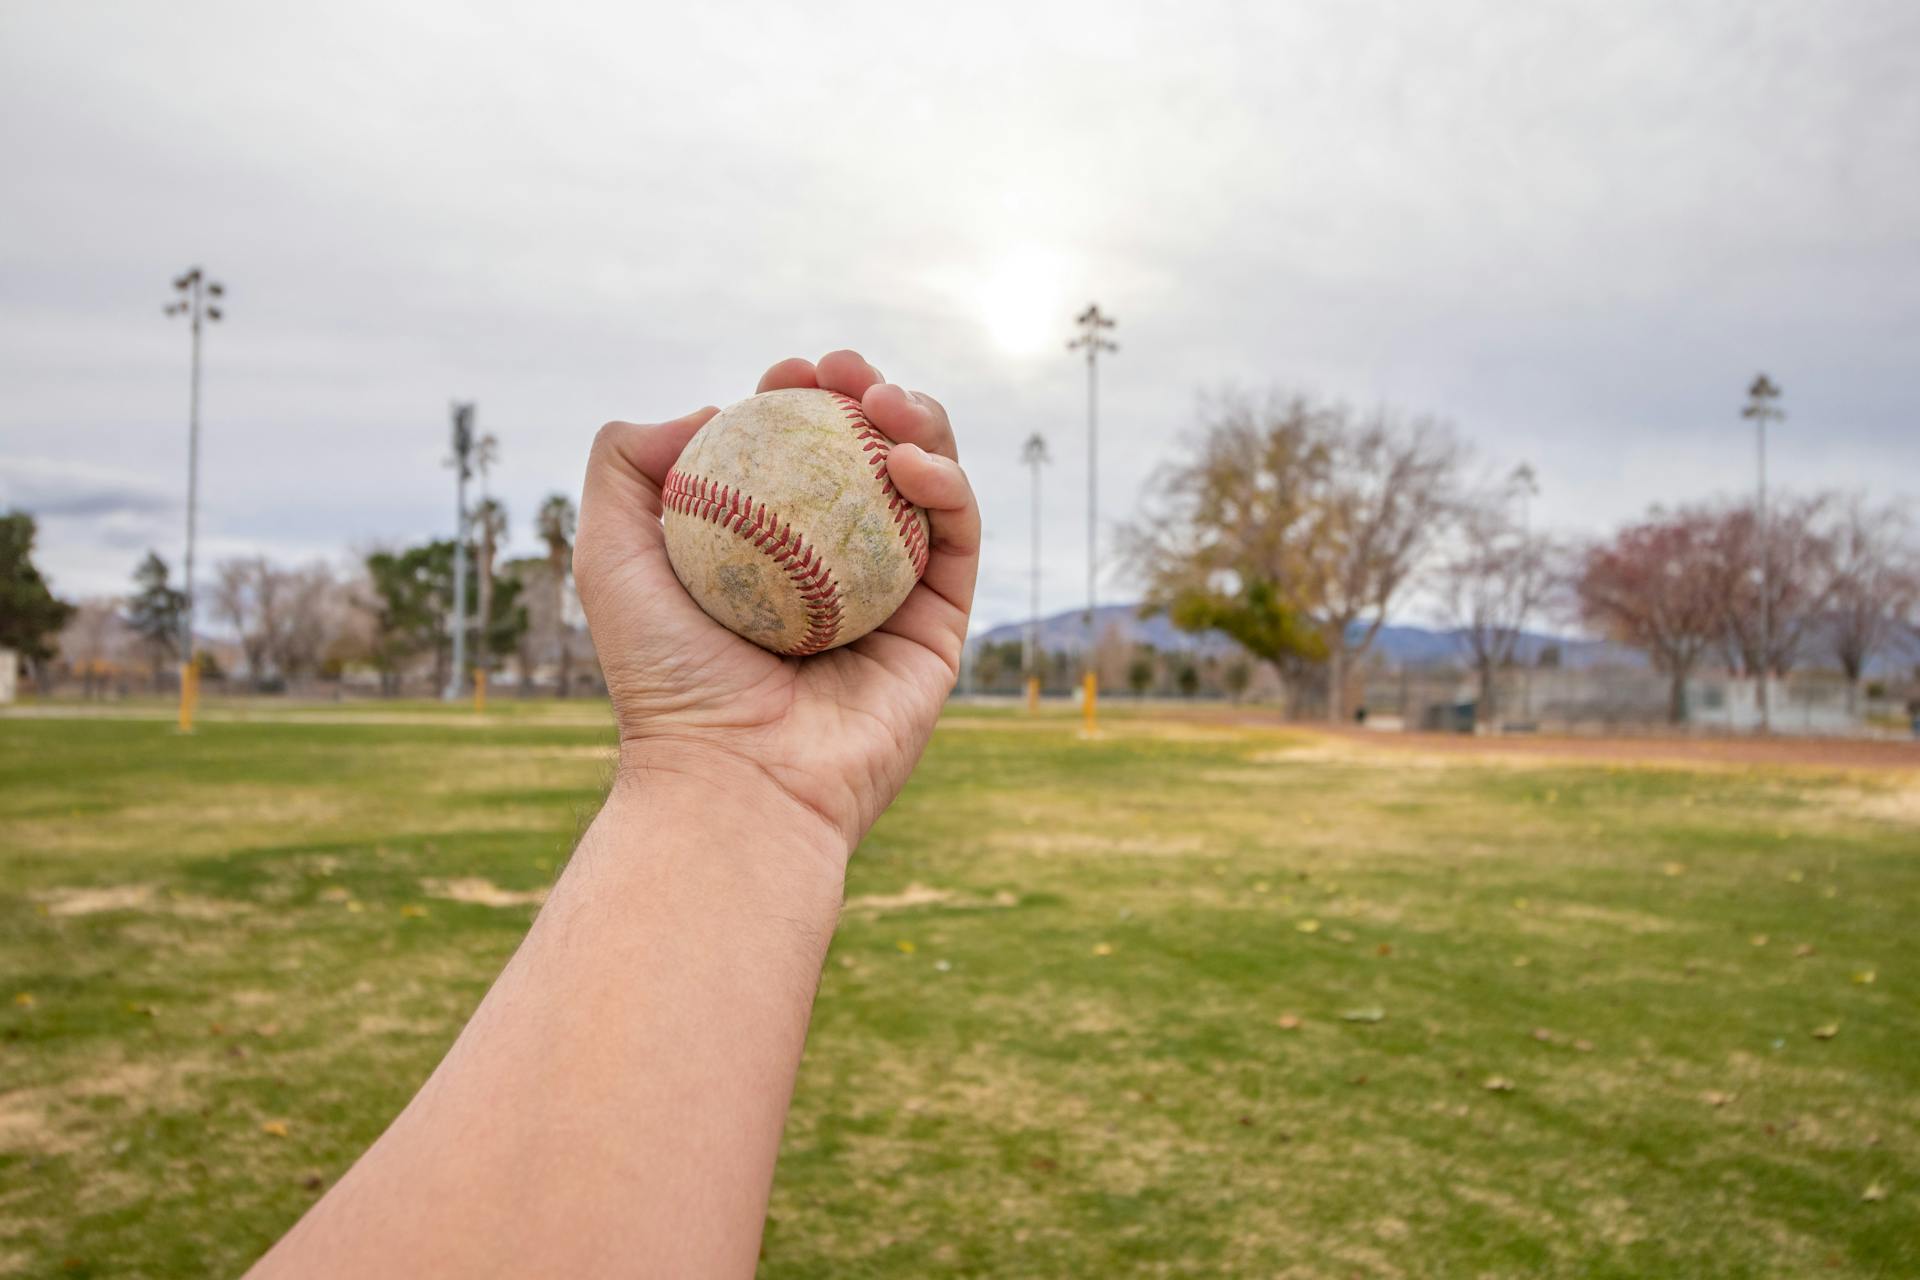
[249,766,850,1279]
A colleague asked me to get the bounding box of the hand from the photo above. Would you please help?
[573,349,980,858]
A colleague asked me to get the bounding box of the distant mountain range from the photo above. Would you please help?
[973,604,1643,671]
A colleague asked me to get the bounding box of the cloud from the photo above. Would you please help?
[0,457,175,522]
[3,0,1917,621]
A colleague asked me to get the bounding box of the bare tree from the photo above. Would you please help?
[61,598,125,698]
[1701,495,1836,679]
[1127,391,1464,721]
[1437,490,1555,728]
[211,556,282,686]
[1575,510,1725,723]
[320,562,378,678]
[1827,496,1919,700]
[210,557,367,687]
[274,562,369,681]
[1308,412,1465,720]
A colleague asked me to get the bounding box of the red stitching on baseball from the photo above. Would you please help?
[661,470,843,655]
[828,393,931,579]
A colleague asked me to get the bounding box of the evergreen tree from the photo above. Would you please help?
[0,511,75,675]
[125,551,187,681]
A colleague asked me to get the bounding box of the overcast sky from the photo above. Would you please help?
[4,0,1916,630]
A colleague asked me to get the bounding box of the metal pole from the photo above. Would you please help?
[449,463,468,699]
[183,276,201,672]
[1086,348,1097,653]
[1032,447,1042,678]
[1742,375,1782,734]
[1757,413,1769,733]
[165,267,221,731]
[445,403,473,701]
[1068,305,1116,734]
[1022,433,1049,711]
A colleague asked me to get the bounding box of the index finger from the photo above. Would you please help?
[756,357,817,394]
[861,383,958,462]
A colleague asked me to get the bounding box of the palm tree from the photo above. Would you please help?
[472,498,508,676]
[536,494,577,697]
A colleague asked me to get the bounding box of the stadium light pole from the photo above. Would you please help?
[1508,462,1538,538]
[444,402,476,702]
[1741,374,1784,734]
[1507,462,1540,724]
[1068,303,1116,735]
[163,266,224,733]
[471,430,499,713]
[1021,432,1051,712]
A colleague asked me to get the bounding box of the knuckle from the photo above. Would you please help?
[591,421,630,455]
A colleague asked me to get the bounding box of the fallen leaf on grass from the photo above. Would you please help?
[1276,1014,1302,1031]
[1702,1090,1736,1108]
[1851,970,1876,985]
[1091,943,1113,957]
[894,940,916,954]
[1811,1023,1840,1041]
[1861,1183,1886,1203]
[1341,1007,1385,1024]
[1483,1076,1515,1093]
[1376,943,1393,957]
[12,993,34,1009]
[1295,919,1321,934]
[261,1121,289,1138]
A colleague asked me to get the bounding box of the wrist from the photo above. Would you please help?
[606,739,855,878]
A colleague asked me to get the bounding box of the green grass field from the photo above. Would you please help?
[3,703,1916,1278]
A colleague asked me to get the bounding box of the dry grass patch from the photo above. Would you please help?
[419,877,549,908]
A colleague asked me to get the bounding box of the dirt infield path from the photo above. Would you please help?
[1311,724,1920,772]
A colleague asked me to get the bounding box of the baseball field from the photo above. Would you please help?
[2,702,1915,1277]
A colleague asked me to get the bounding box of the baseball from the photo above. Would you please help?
[661,387,932,656]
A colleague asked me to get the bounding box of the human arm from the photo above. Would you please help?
[244,350,979,1278]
